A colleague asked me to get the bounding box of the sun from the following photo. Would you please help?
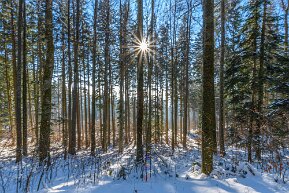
[139,40,149,52]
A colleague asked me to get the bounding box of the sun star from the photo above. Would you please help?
[139,40,148,52]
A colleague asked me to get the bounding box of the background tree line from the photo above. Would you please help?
[0,0,288,174]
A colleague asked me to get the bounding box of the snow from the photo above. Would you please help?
[39,172,287,193]
[1,135,289,193]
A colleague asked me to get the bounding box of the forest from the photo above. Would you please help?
[0,0,288,192]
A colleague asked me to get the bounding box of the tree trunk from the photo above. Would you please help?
[22,0,28,156]
[201,0,216,175]
[256,0,267,161]
[39,0,54,163]
[10,4,17,146]
[136,0,144,164]
[61,25,68,158]
[16,0,23,162]
[118,0,124,153]
[219,0,226,157]
[70,0,80,155]
[91,0,98,156]
[102,0,110,152]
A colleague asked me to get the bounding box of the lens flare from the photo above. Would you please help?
[139,40,148,52]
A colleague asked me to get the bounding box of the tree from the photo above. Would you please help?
[22,0,28,156]
[219,0,226,156]
[91,0,98,156]
[183,1,192,149]
[69,0,81,155]
[39,0,54,162]
[136,0,144,164]
[201,0,216,175]
[16,0,24,162]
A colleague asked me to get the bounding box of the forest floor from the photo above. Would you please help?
[0,132,289,193]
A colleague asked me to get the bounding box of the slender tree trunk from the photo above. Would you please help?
[4,31,14,145]
[86,53,91,147]
[67,0,73,155]
[61,26,68,158]
[183,9,191,148]
[118,0,124,153]
[248,2,259,163]
[136,0,144,163]
[77,87,81,149]
[70,0,80,155]
[146,0,154,155]
[165,75,169,144]
[219,0,226,156]
[201,0,216,175]
[16,0,24,162]
[102,0,110,152]
[39,0,54,163]
[111,94,116,147]
[10,4,17,146]
[22,0,28,156]
[256,0,267,160]
[91,0,98,156]
[83,58,88,148]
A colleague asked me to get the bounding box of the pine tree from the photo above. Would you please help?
[201,0,216,175]
[39,0,54,163]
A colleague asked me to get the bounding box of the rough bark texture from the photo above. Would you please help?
[201,0,216,175]
[69,0,80,155]
[16,0,23,162]
[91,0,98,156]
[119,0,124,153]
[22,1,28,156]
[219,0,226,157]
[39,0,54,163]
[136,0,144,164]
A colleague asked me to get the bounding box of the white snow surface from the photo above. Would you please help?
[0,134,288,193]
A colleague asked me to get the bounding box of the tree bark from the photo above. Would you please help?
[70,0,80,155]
[136,0,144,164]
[16,0,24,162]
[22,0,28,156]
[39,0,54,163]
[219,0,226,157]
[201,0,216,175]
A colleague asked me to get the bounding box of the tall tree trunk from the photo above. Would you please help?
[118,0,124,153]
[102,0,110,152]
[201,0,216,175]
[86,53,91,147]
[83,57,88,148]
[16,0,24,162]
[11,3,17,146]
[136,0,144,163]
[146,0,154,155]
[39,0,54,163]
[70,0,80,155]
[22,0,28,156]
[256,0,267,161]
[219,0,226,156]
[183,4,191,148]
[4,29,14,146]
[91,0,98,156]
[111,94,116,147]
[77,87,81,149]
[248,2,259,163]
[165,74,169,144]
[281,0,289,53]
[61,25,68,158]
[67,0,73,155]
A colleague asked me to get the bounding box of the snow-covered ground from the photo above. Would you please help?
[0,134,288,193]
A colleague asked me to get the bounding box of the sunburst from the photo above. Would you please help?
[127,33,156,65]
